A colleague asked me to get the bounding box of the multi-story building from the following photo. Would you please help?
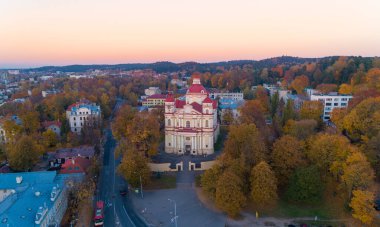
[142,94,167,107]
[165,76,219,155]
[218,98,245,124]
[0,171,83,226]
[209,92,244,101]
[66,100,101,134]
[310,92,353,121]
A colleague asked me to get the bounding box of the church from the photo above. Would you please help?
[164,76,219,155]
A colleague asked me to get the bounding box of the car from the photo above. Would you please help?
[119,189,127,196]
[288,225,296,227]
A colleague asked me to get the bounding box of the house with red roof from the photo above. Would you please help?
[164,75,219,155]
[42,120,62,135]
[59,156,91,174]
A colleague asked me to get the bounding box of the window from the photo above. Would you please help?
[326,103,332,106]
[73,117,76,121]
[168,119,171,126]
[80,117,82,120]
[341,103,347,106]
[74,123,76,126]
[205,109,209,114]
[334,103,338,106]
[168,143,171,146]
[205,120,209,127]
[341,98,347,101]
[186,121,190,128]
[186,137,190,140]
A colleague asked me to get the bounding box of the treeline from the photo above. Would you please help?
[201,67,380,225]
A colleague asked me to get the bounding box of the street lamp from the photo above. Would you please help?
[134,171,143,199]
[168,199,178,227]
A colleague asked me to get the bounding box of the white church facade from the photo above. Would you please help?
[164,76,219,155]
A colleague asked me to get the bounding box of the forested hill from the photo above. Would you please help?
[26,56,326,73]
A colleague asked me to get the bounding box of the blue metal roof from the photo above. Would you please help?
[70,103,100,114]
[219,98,244,110]
[0,171,83,227]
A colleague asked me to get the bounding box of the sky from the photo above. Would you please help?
[1,0,380,68]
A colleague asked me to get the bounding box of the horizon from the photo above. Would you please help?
[1,0,380,68]
[1,55,379,70]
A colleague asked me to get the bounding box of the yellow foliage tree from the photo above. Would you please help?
[349,190,376,225]
[250,161,278,206]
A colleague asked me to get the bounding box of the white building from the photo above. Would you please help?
[165,76,219,155]
[209,92,244,101]
[144,87,162,96]
[66,100,101,134]
[310,92,353,121]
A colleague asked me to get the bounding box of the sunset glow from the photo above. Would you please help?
[1,0,380,68]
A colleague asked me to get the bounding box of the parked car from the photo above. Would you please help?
[119,189,127,196]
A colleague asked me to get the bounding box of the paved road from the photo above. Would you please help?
[97,99,147,227]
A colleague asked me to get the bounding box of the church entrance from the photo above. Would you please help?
[185,145,191,155]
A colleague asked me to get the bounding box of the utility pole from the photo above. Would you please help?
[139,174,143,199]
[168,199,178,227]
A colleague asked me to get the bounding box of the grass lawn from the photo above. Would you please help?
[145,174,177,190]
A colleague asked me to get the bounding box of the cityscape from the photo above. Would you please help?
[1,1,380,227]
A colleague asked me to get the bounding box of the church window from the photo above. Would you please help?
[186,121,190,128]
[205,120,209,127]
[205,109,209,114]
[168,119,171,126]
[168,143,171,146]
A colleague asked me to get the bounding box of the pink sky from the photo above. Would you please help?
[1,0,380,68]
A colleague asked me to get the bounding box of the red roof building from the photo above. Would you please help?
[59,157,91,174]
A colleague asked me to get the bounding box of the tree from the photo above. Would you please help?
[270,91,280,118]
[349,190,376,225]
[282,99,296,125]
[118,149,151,188]
[222,109,234,125]
[7,135,40,171]
[291,75,309,94]
[215,170,246,218]
[316,84,338,93]
[201,164,222,200]
[286,166,322,202]
[42,129,58,149]
[307,134,353,178]
[342,97,380,142]
[254,85,269,111]
[223,124,267,168]
[283,119,317,140]
[330,107,347,132]
[338,83,352,94]
[111,104,136,140]
[20,110,40,135]
[299,101,323,126]
[239,100,266,129]
[250,161,278,206]
[341,152,374,199]
[126,112,160,157]
[366,68,380,89]
[271,136,305,185]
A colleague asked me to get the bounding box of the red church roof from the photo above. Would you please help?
[203,97,213,103]
[187,84,208,94]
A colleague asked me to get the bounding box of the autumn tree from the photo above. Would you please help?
[42,129,58,149]
[330,107,347,132]
[286,166,322,202]
[271,135,305,185]
[215,170,246,218]
[299,100,323,126]
[307,134,353,178]
[239,100,267,129]
[338,83,352,94]
[7,135,40,171]
[342,97,380,141]
[291,75,309,94]
[118,149,151,188]
[349,190,377,225]
[283,119,317,140]
[20,110,41,135]
[201,164,223,200]
[341,152,374,199]
[223,124,267,168]
[282,99,297,125]
[250,161,278,206]
[316,84,338,94]
[366,68,380,89]
[254,85,269,111]
[111,104,136,140]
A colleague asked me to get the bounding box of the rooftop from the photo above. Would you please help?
[0,171,83,227]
